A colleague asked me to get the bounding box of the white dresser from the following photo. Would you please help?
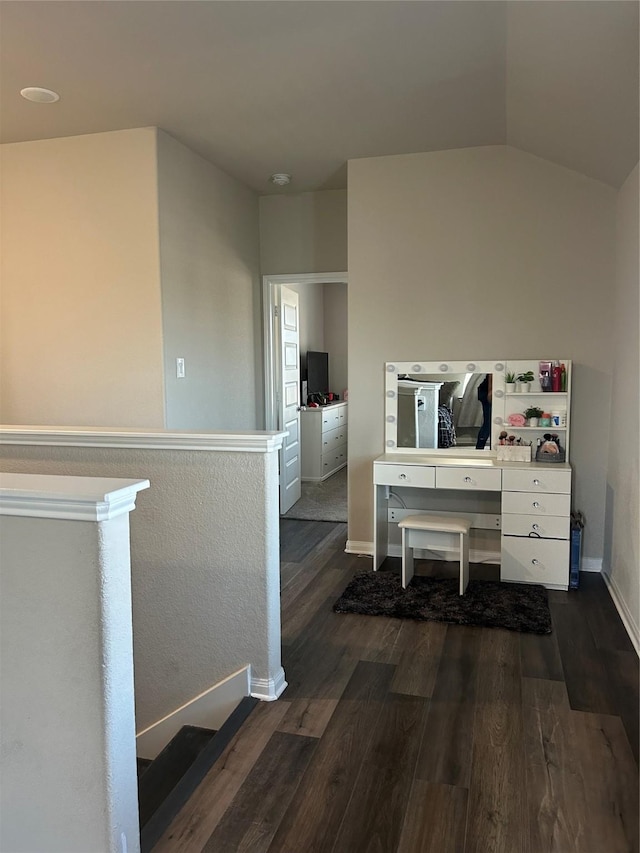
[301,402,348,481]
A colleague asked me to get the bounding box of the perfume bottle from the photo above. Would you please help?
[539,360,552,391]
[540,370,551,392]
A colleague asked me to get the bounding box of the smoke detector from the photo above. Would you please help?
[270,173,291,186]
[20,87,60,103]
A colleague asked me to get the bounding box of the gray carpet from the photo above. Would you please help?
[282,467,347,522]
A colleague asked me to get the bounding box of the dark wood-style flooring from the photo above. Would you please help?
[155,520,639,853]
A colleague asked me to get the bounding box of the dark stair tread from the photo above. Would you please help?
[138,725,217,828]
[137,757,153,780]
[140,696,259,853]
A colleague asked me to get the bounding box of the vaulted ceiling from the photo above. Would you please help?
[1,1,637,193]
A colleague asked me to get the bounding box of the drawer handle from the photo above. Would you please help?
[533,478,541,486]
[531,559,540,566]
[532,523,540,531]
[532,501,540,508]
[399,473,407,480]
[464,476,472,483]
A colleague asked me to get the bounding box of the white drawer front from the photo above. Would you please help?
[501,536,569,586]
[501,514,570,540]
[321,409,342,432]
[322,447,347,475]
[374,463,435,489]
[503,491,571,517]
[435,466,501,491]
[502,468,571,494]
[321,425,347,453]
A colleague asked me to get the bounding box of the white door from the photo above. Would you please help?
[278,286,302,513]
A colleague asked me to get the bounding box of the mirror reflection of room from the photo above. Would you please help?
[397,372,491,449]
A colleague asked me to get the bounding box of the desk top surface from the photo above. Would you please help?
[374,453,571,472]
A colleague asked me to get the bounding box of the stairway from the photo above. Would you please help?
[138,725,216,830]
[138,697,258,851]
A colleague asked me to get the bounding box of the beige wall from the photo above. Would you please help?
[259,189,347,274]
[0,129,165,427]
[348,145,616,561]
[323,282,348,397]
[604,164,639,635]
[158,131,262,430]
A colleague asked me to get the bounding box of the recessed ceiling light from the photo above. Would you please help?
[270,173,291,186]
[20,87,60,104]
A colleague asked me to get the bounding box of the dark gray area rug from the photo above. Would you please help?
[282,467,347,522]
[333,571,552,634]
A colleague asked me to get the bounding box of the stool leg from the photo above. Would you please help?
[402,529,414,589]
[459,532,469,595]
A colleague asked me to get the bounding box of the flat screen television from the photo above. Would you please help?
[306,350,329,394]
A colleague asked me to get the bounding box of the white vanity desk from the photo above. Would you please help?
[375,359,573,590]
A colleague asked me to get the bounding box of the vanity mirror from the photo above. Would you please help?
[385,361,506,455]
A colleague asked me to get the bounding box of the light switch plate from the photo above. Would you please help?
[176,357,185,378]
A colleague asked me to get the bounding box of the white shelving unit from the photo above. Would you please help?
[503,359,572,461]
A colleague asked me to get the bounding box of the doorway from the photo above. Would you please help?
[262,272,348,519]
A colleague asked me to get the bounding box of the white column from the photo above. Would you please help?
[0,473,149,853]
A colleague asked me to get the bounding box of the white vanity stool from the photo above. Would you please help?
[398,515,471,594]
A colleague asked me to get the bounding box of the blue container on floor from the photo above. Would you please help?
[569,511,584,589]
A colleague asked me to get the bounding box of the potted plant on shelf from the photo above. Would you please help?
[505,371,516,393]
[524,405,544,427]
[516,370,535,392]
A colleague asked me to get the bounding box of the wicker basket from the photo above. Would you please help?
[535,446,566,463]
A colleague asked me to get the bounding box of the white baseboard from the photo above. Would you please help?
[250,666,288,701]
[346,540,374,556]
[602,571,640,655]
[136,666,251,759]
[581,557,602,573]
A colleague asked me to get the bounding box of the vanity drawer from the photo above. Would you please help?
[502,491,571,517]
[374,463,435,489]
[502,468,571,495]
[501,536,569,587]
[435,466,501,491]
[501,513,570,540]
[321,425,347,453]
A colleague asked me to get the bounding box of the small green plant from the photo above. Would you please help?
[505,371,516,383]
[524,406,544,419]
[517,371,535,383]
